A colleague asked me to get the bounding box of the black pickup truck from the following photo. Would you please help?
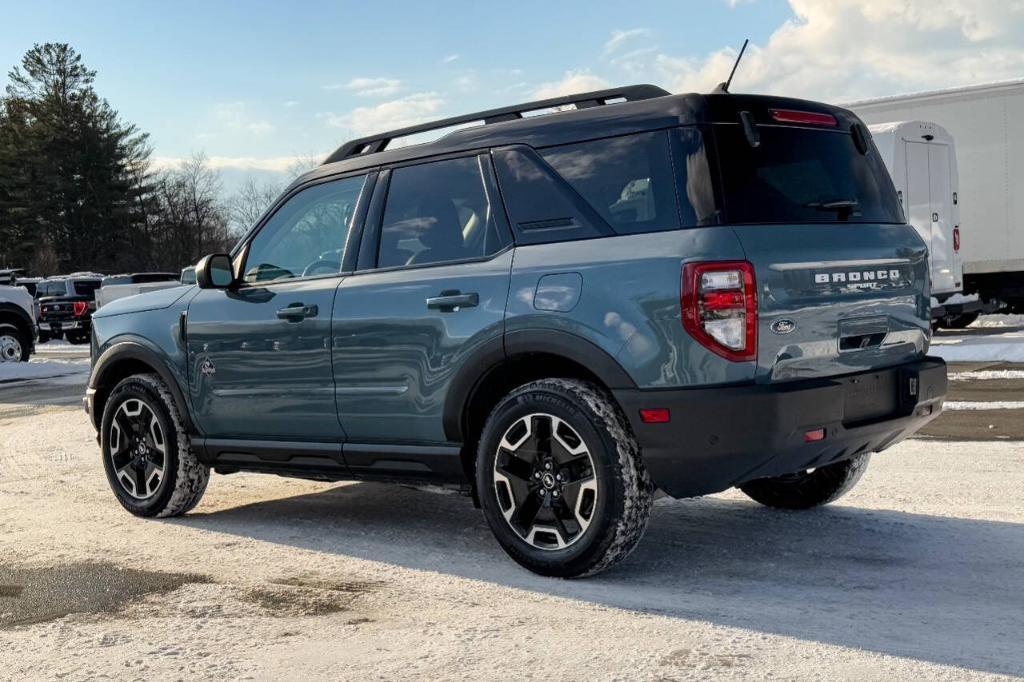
[36,274,102,344]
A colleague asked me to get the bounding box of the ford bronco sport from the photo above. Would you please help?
[86,85,947,577]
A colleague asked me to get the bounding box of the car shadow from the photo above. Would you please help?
[172,482,1024,676]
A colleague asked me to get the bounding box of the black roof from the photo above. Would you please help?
[296,85,862,187]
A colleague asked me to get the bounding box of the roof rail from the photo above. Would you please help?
[323,84,670,164]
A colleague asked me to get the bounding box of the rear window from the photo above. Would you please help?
[36,280,67,297]
[713,124,903,224]
[73,280,101,299]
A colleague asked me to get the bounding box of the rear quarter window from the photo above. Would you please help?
[540,131,681,234]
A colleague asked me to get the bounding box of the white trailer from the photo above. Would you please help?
[868,121,961,299]
[847,80,1024,315]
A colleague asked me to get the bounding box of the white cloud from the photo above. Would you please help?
[283,100,299,107]
[245,121,274,135]
[323,77,402,97]
[323,92,445,137]
[152,155,319,173]
[604,28,652,55]
[656,0,1024,101]
[532,71,611,99]
[443,54,460,64]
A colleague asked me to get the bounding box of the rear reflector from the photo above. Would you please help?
[769,109,837,127]
[639,408,671,424]
[804,428,826,442]
[953,226,960,252]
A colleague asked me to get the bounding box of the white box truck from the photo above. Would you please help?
[868,121,962,300]
[848,80,1024,321]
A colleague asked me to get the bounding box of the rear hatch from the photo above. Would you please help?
[708,97,930,383]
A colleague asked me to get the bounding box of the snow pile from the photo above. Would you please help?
[0,358,89,383]
[944,401,1024,411]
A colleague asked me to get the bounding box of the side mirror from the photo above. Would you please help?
[195,254,235,289]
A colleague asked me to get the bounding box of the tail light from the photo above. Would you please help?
[953,226,960,252]
[72,301,88,317]
[769,109,837,127]
[682,261,757,362]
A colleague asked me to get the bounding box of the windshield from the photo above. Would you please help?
[713,124,903,224]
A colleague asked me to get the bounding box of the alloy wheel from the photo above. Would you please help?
[493,413,598,550]
[109,398,167,500]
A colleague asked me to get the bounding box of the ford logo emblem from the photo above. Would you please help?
[770,318,797,335]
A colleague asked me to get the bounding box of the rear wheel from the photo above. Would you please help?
[66,331,90,344]
[0,323,29,362]
[938,312,979,330]
[476,379,652,577]
[101,373,209,517]
[739,454,870,510]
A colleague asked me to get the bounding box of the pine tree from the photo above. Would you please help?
[0,43,151,273]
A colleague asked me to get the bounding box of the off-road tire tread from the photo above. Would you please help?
[479,378,653,577]
[107,373,209,517]
[739,453,870,509]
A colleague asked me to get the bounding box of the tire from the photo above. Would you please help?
[739,454,871,510]
[66,331,90,344]
[476,378,653,578]
[939,312,979,330]
[0,322,30,362]
[100,373,209,518]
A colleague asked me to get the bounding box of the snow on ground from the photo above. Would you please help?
[1,383,1023,679]
[930,315,1024,363]
[0,358,89,382]
[949,370,1024,381]
[944,400,1024,411]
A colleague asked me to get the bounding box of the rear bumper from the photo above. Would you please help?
[614,357,947,499]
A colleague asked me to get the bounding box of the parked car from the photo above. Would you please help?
[96,272,181,309]
[36,273,103,344]
[0,283,36,362]
[86,85,947,577]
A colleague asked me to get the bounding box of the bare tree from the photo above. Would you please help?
[149,153,231,270]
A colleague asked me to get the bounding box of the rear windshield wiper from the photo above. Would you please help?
[805,199,860,220]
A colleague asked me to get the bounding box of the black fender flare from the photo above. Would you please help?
[89,340,197,434]
[442,328,636,442]
[0,302,34,331]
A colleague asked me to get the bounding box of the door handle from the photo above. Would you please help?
[275,303,318,320]
[426,290,479,312]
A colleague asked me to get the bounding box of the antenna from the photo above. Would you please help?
[713,38,749,94]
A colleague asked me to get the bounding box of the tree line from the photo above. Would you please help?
[0,43,303,276]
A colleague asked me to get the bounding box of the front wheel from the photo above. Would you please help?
[739,454,871,510]
[476,379,653,578]
[0,323,30,362]
[101,373,210,517]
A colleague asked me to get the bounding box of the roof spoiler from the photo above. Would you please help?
[323,84,670,164]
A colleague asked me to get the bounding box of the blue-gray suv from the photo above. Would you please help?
[86,85,947,577]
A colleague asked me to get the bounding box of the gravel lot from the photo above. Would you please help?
[0,342,1022,680]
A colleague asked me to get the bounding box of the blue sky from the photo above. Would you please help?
[2,0,1022,190]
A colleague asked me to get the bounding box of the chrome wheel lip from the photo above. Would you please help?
[0,333,23,362]
[109,398,168,500]
[493,412,599,551]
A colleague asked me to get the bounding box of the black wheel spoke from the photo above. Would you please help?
[493,413,598,551]
[108,396,167,501]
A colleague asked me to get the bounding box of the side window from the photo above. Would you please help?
[541,130,682,234]
[378,156,503,269]
[243,175,366,284]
